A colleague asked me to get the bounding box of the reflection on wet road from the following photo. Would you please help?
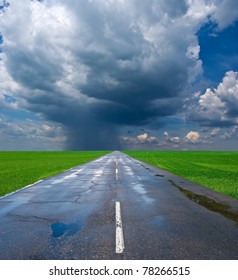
[0,151,238,259]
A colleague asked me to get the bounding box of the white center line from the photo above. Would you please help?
[115,167,119,180]
[115,201,125,254]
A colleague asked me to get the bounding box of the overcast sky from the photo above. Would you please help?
[0,0,238,150]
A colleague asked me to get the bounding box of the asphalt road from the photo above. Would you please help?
[0,151,238,260]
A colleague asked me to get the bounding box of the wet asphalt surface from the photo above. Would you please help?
[0,151,238,260]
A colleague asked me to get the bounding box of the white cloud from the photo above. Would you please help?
[163,131,180,143]
[137,133,148,142]
[210,127,220,137]
[121,132,158,146]
[0,56,22,110]
[0,115,66,150]
[190,71,238,126]
[186,0,238,30]
[186,0,216,27]
[199,88,226,118]
[186,44,200,60]
[184,131,201,143]
[169,136,180,143]
[216,71,238,106]
[212,0,238,30]
[137,133,158,144]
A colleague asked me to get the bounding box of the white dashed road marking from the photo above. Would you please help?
[115,165,119,180]
[115,201,125,254]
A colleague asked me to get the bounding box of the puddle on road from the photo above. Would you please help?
[169,179,238,224]
[51,222,83,238]
[151,215,165,227]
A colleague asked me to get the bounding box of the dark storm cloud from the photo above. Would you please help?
[6,50,62,92]
[1,0,237,149]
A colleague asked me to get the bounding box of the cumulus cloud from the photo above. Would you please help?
[137,133,158,144]
[169,136,180,143]
[184,131,201,144]
[0,0,237,149]
[121,132,159,148]
[212,0,238,30]
[186,0,238,30]
[163,131,180,144]
[189,71,238,126]
[0,115,66,150]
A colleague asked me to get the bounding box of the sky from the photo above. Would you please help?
[0,0,238,150]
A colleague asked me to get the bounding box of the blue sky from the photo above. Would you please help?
[198,20,238,85]
[0,0,238,150]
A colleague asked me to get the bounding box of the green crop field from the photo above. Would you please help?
[0,151,109,197]
[1,150,238,200]
[125,151,238,200]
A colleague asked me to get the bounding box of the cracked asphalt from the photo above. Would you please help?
[0,151,238,260]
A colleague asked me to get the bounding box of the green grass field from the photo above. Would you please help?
[125,151,238,200]
[0,151,109,197]
[1,150,238,200]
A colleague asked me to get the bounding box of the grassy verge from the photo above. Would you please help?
[0,151,109,197]
[124,151,238,200]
